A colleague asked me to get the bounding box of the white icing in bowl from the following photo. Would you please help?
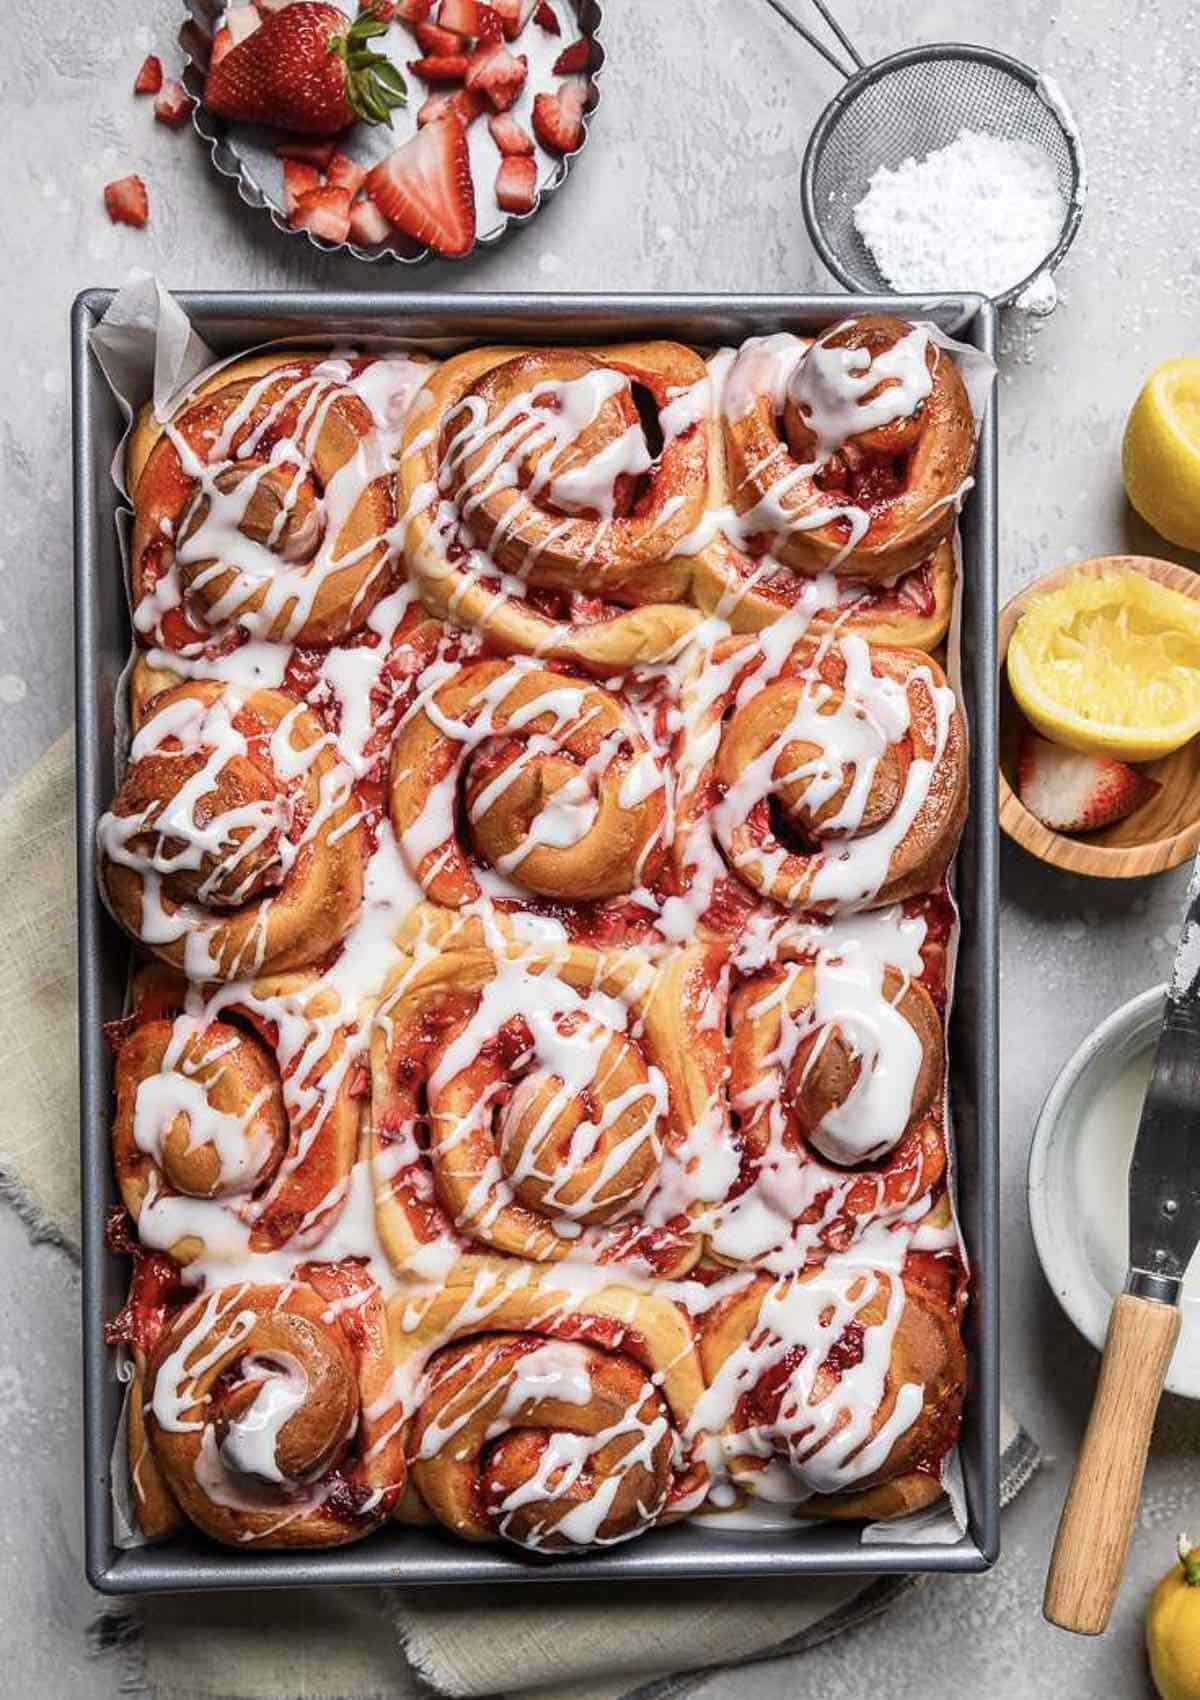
[1027,983,1200,1400]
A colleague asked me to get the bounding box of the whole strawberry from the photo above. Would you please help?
[205,3,407,135]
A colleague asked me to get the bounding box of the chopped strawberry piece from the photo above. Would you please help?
[532,77,584,152]
[134,55,163,95]
[327,152,366,194]
[365,113,476,256]
[210,26,234,67]
[274,136,339,168]
[491,0,533,39]
[488,111,533,153]
[359,0,397,17]
[439,0,502,37]
[408,53,470,80]
[393,0,432,17]
[495,152,536,212]
[290,182,353,242]
[104,175,149,228]
[438,0,484,32]
[418,86,485,125]
[532,0,559,31]
[464,41,527,111]
[348,194,393,244]
[154,80,196,127]
[1016,732,1160,834]
[225,3,263,44]
[552,37,587,73]
[283,158,323,214]
[415,20,464,52]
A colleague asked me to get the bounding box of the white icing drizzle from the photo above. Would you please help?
[136,356,430,653]
[218,1351,309,1484]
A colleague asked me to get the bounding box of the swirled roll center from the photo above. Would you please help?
[179,461,328,583]
[210,1313,358,1491]
[132,1019,287,1199]
[494,1016,663,1226]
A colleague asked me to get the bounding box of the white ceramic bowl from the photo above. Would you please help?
[1028,982,1200,1401]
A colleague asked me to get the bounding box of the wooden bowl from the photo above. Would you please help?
[998,555,1200,878]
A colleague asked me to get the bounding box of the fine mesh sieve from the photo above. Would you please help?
[764,0,1087,306]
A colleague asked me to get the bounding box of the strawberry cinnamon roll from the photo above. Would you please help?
[387,1255,708,1552]
[112,968,363,1264]
[370,941,728,1280]
[396,342,712,670]
[129,351,432,654]
[696,1221,965,1519]
[706,901,950,1268]
[389,656,669,909]
[673,633,967,922]
[142,1265,404,1547]
[98,681,367,980]
[712,316,974,584]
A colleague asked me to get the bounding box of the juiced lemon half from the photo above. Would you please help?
[1007,570,1200,760]
[1124,358,1200,550]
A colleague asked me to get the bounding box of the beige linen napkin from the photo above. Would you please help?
[2,736,1039,1700]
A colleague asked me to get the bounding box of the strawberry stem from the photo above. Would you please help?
[331,9,407,127]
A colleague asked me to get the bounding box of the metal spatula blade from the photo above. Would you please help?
[1045,848,1200,1636]
[1128,851,1200,1301]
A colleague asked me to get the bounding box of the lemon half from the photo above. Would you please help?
[1124,358,1200,551]
[1007,570,1200,760]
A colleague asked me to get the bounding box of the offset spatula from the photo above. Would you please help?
[1044,849,1200,1635]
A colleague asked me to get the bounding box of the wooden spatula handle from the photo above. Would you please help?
[1043,1292,1181,1635]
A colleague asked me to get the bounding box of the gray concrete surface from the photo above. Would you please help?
[3,0,1200,1692]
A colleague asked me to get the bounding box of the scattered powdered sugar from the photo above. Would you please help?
[851,127,1068,308]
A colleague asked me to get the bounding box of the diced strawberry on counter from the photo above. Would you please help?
[105,175,150,227]
[134,56,164,95]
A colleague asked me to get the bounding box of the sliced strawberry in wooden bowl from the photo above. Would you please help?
[179,0,605,264]
[1016,733,1160,836]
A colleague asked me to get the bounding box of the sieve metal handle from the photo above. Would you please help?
[758,0,865,80]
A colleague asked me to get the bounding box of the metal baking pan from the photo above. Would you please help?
[73,290,999,1594]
